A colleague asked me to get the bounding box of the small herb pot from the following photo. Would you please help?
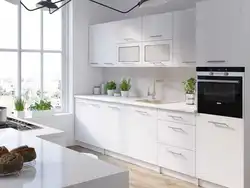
[185,93,195,105]
[121,91,129,98]
[107,90,115,96]
[14,111,25,119]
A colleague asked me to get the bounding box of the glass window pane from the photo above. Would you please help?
[43,53,62,109]
[44,10,62,50]
[21,53,41,107]
[22,1,41,49]
[0,1,18,49]
[0,52,17,114]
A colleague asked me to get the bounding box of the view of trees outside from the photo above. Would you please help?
[0,1,63,113]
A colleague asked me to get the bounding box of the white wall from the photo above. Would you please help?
[103,67,196,102]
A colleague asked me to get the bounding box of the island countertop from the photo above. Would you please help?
[0,128,128,188]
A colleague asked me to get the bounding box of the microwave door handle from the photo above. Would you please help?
[198,80,240,84]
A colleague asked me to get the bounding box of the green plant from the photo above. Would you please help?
[106,81,116,90]
[29,100,53,111]
[14,99,25,111]
[183,78,196,94]
[120,78,131,91]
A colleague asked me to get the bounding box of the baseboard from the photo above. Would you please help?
[199,180,227,188]
[161,168,198,185]
[75,140,105,154]
[105,150,160,173]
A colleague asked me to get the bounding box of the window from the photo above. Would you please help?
[0,1,66,114]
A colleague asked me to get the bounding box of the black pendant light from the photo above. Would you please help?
[19,0,150,15]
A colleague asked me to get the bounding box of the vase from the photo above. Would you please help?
[185,93,195,105]
[121,91,129,98]
[107,90,114,96]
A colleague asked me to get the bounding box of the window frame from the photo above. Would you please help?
[0,2,68,112]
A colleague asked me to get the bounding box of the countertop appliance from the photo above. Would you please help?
[0,118,42,131]
[197,67,244,118]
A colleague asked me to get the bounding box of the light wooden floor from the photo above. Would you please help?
[68,146,199,188]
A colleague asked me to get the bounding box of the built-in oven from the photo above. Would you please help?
[197,67,244,118]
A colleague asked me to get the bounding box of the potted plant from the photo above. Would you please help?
[14,98,25,119]
[183,78,196,105]
[120,78,131,98]
[106,81,116,96]
[29,100,53,118]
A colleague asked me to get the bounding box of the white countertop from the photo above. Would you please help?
[0,126,128,188]
[75,95,197,113]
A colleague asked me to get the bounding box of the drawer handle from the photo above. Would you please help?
[90,63,98,65]
[108,106,120,110]
[136,110,149,116]
[208,121,229,128]
[168,126,184,132]
[168,115,183,121]
[91,104,100,108]
[150,35,162,38]
[168,150,183,156]
[207,60,226,63]
[124,38,134,41]
[153,62,164,66]
[104,63,114,65]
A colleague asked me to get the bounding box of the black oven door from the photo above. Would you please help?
[198,76,243,118]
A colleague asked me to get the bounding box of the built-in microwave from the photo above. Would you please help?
[197,67,244,119]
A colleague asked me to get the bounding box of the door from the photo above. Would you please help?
[143,13,172,41]
[115,18,142,43]
[117,43,141,65]
[143,40,172,66]
[196,0,241,66]
[173,9,196,66]
[89,22,117,66]
[123,106,158,165]
[196,114,243,188]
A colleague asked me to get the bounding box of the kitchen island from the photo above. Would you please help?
[0,128,128,188]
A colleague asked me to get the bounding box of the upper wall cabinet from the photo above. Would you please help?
[196,0,241,67]
[89,22,117,66]
[115,18,142,44]
[173,9,196,66]
[143,13,173,41]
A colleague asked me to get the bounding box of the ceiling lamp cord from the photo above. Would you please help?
[20,0,149,14]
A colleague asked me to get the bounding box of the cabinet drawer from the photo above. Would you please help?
[158,120,195,150]
[158,110,195,125]
[158,144,195,176]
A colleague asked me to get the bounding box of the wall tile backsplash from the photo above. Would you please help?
[103,67,196,103]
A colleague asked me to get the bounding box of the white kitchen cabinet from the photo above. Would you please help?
[196,114,243,188]
[117,42,141,65]
[75,99,104,148]
[142,40,172,66]
[115,18,142,44]
[122,106,158,165]
[143,13,172,41]
[173,9,196,66]
[89,22,117,66]
[196,0,241,66]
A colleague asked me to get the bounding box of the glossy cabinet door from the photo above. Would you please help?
[122,106,158,165]
[196,114,243,188]
[89,22,117,66]
[75,99,104,148]
[143,13,173,41]
[196,0,241,66]
[173,9,196,66]
[115,18,142,44]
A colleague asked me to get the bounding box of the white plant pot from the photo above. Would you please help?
[32,110,53,118]
[14,111,25,119]
[107,90,114,96]
[121,91,129,98]
[185,93,195,105]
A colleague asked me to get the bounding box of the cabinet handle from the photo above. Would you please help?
[108,106,120,110]
[124,38,134,41]
[168,126,184,132]
[91,104,100,108]
[90,63,98,65]
[168,115,183,121]
[168,150,183,156]
[153,62,164,66]
[136,110,149,116]
[104,63,114,65]
[208,121,229,128]
[207,60,226,63]
[150,35,162,38]
[183,61,195,64]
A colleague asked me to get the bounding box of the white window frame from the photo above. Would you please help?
[0,2,69,112]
